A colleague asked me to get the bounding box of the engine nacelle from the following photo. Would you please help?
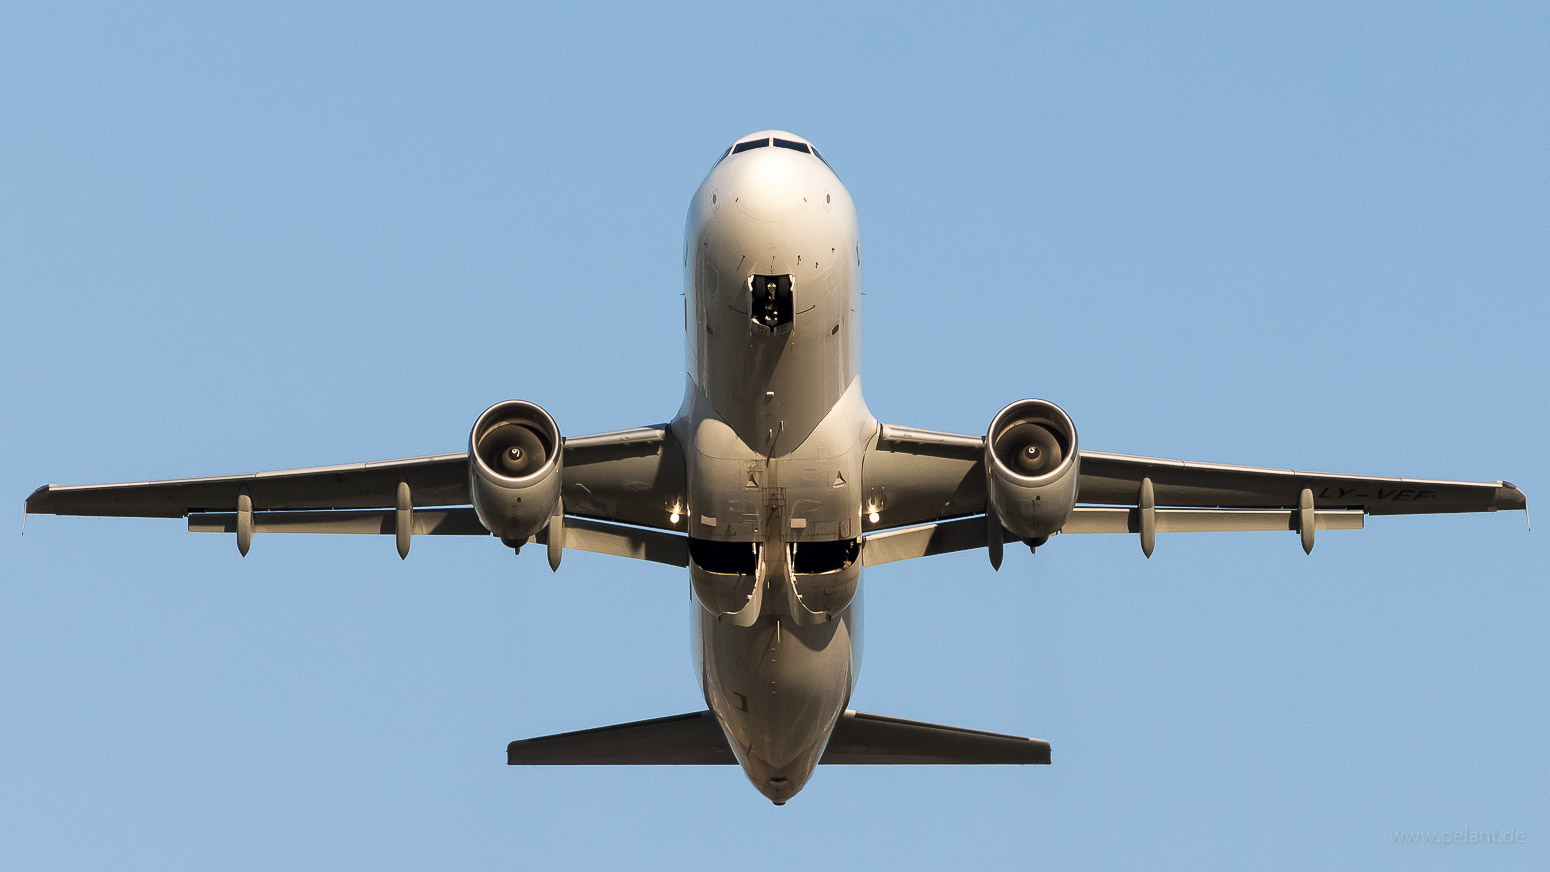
[468,400,562,545]
[985,399,1080,541]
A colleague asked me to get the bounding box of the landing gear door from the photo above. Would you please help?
[749,274,794,336]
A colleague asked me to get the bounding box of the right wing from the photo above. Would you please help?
[26,426,689,565]
[558,425,687,530]
[25,453,470,518]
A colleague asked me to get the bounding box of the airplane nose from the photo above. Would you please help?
[733,151,805,222]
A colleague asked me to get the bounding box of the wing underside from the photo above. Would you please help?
[25,421,1524,565]
[25,426,691,565]
[859,424,1524,563]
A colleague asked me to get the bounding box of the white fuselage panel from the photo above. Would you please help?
[674,133,873,803]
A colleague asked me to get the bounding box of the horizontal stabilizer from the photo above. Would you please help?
[821,711,1050,765]
[508,711,734,765]
[506,710,1048,766]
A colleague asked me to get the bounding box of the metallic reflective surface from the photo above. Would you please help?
[678,131,874,801]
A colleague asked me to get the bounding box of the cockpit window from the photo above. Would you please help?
[712,136,836,174]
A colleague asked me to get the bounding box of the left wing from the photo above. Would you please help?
[26,426,688,565]
[1075,450,1525,516]
[860,424,1525,564]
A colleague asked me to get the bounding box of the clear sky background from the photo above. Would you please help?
[2,2,1545,869]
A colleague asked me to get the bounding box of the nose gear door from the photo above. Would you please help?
[749,274,793,334]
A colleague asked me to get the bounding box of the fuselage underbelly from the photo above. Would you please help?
[673,131,871,804]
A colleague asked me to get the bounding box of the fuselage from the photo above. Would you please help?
[672,131,872,804]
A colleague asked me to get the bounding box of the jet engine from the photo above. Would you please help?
[985,399,1080,541]
[468,400,562,546]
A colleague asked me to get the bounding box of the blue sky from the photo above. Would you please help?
[2,2,1545,869]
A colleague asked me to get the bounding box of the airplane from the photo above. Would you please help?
[25,129,1527,805]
